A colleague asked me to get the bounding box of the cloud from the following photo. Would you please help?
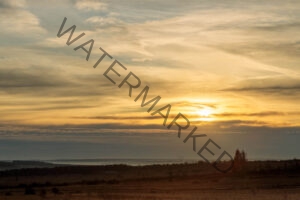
[0,0,26,8]
[75,0,107,11]
[71,116,162,120]
[0,0,46,36]
[1,0,300,132]
[214,111,300,117]
[171,101,217,109]
[0,120,299,142]
[222,83,300,97]
[0,67,69,88]
[223,85,300,93]
[0,63,119,102]
[219,76,300,100]
[85,16,122,27]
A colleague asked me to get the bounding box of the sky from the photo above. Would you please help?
[0,0,299,161]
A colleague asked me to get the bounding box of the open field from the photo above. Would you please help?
[0,160,299,199]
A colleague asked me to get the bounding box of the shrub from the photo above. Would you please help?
[39,189,47,198]
[5,191,12,196]
[52,187,60,194]
[24,186,36,195]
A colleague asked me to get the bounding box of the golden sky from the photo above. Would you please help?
[0,0,299,160]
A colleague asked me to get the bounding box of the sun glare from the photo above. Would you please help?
[197,108,213,118]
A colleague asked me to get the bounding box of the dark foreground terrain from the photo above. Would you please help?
[0,160,299,200]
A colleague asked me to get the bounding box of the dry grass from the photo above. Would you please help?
[1,188,300,200]
[0,160,299,199]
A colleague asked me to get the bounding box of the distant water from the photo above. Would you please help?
[47,159,198,166]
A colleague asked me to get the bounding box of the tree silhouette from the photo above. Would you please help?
[233,149,247,171]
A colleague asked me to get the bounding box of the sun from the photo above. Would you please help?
[197,108,213,117]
